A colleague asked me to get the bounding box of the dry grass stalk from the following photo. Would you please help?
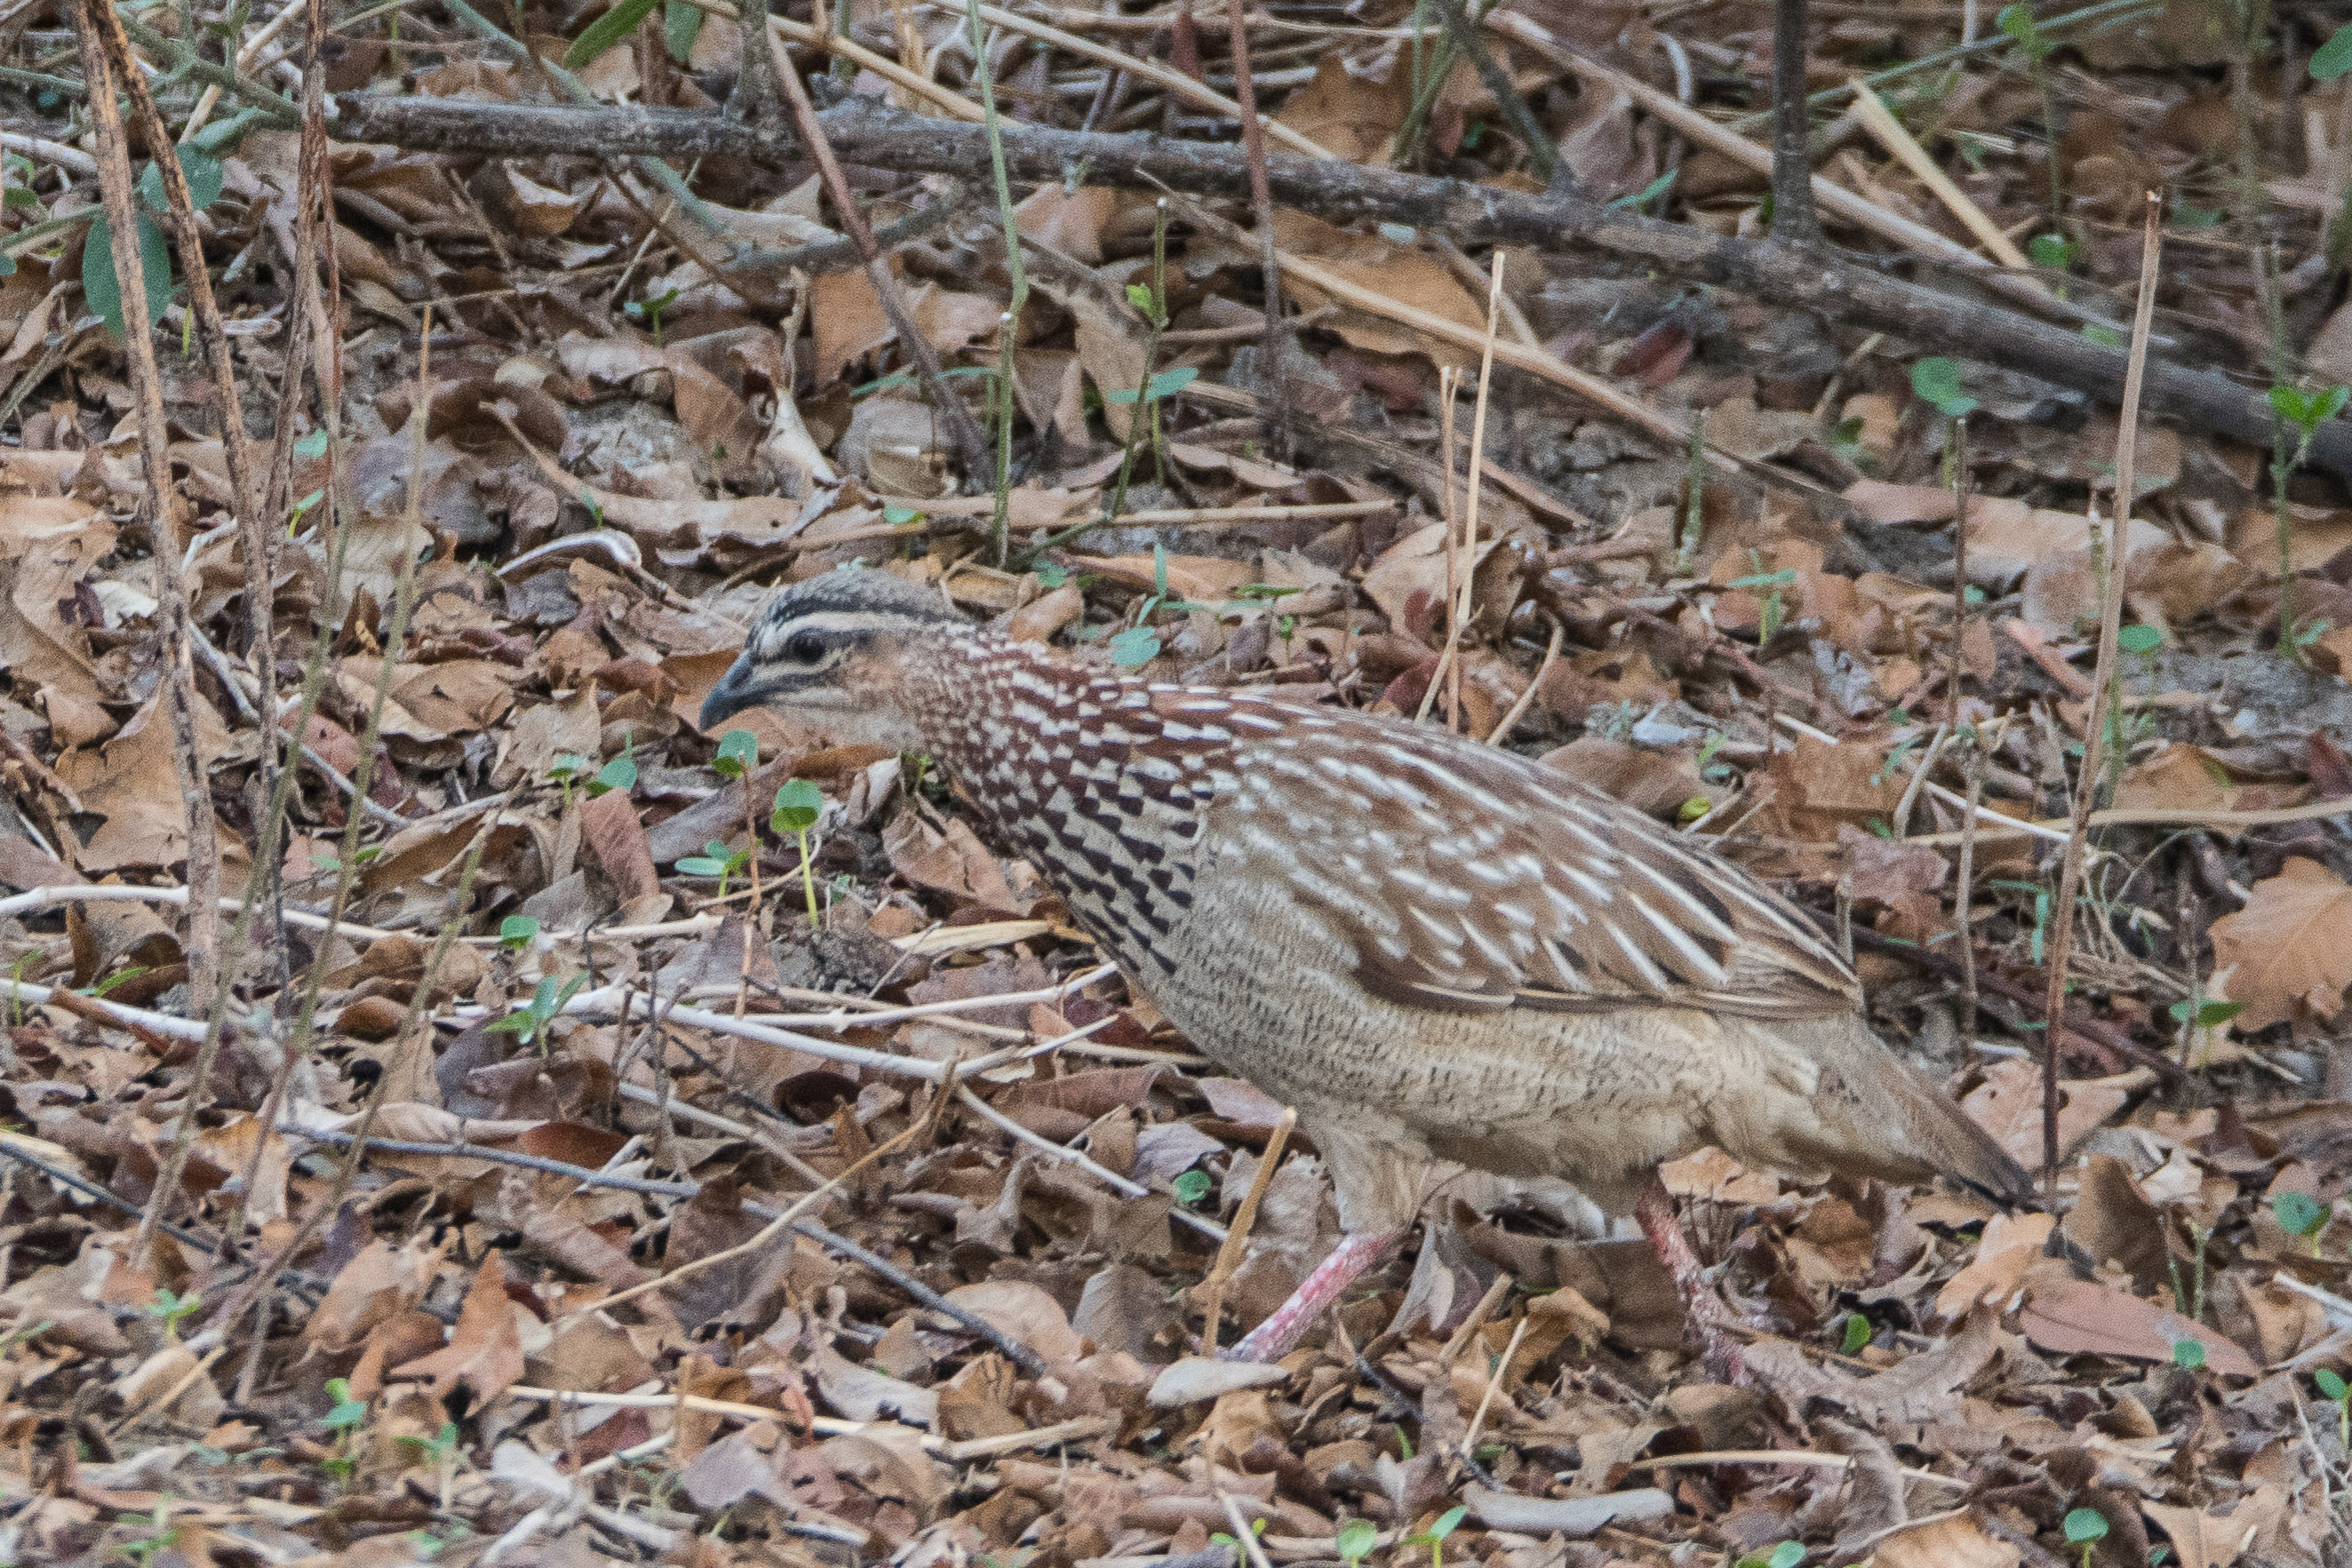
[2037,190,2164,1181]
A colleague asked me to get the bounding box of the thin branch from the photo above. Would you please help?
[326,95,2349,474]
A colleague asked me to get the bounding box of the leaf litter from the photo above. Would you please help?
[6,0,2352,1565]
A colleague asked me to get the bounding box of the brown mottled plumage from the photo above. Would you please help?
[703,569,2029,1365]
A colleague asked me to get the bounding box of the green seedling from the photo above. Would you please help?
[2314,1368,2349,1449]
[1209,1516,1268,1557]
[498,915,540,951]
[487,973,591,1054]
[1171,1168,1213,1207]
[398,1421,462,1509]
[624,284,682,346]
[1401,1504,1466,1568]
[1335,1519,1378,1568]
[1841,1312,1872,1356]
[117,1500,179,1568]
[772,779,825,929]
[586,756,636,798]
[677,839,753,901]
[321,1376,368,1486]
[2268,383,2349,653]
[1734,1544,1805,1568]
[144,1287,201,1341]
[2062,1507,2107,1568]
[2172,1337,2205,1372]
[2029,232,2081,275]
[712,728,759,780]
[2273,1190,2330,1256]
[1910,356,1979,420]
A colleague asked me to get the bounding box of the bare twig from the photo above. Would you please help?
[2037,191,2161,1184]
[768,30,993,484]
[75,0,228,1268]
[1195,1107,1296,1352]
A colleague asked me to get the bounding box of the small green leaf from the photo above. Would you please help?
[2169,997,2244,1027]
[714,728,758,778]
[2274,1190,2328,1238]
[1675,794,1713,824]
[565,0,661,68]
[1997,3,2051,60]
[498,915,540,950]
[2316,1368,2348,1401]
[881,505,924,527]
[1109,626,1160,666]
[177,146,225,211]
[1766,1543,1806,1568]
[1841,1312,1871,1355]
[1427,1507,1466,1542]
[677,856,730,877]
[771,778,824,833]
[84,208,172,339]
[2173,1337,2206,1370]
[1170,1168,1212,1206]
[2062,1508,2109,1547]
[2315,21,2352,80]
[2116,625,2163,655]
[1909,357,1978,418]
[1126,282,1159,316]
[663,0,704,62]
[586,757,637,797]
[2028,232,2078,273]
[323,1378,369,1430]
[293,428,330,461]
[1036,563,1070,589]
[1335,1520,1379,1566]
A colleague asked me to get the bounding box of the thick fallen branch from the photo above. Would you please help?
[327,94,2344,477]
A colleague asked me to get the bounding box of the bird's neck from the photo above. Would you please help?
[896,632,1236,977]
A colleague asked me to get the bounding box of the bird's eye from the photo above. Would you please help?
[785,632,826,665]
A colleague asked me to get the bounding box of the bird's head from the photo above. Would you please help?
[698,569,973,750]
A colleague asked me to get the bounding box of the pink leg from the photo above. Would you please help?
[1222,1228,1407,1363]
[1633,1176,1750,1387]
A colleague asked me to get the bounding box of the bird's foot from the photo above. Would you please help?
[1633,1175,1756,1389]
[1220,1229,1406,1364]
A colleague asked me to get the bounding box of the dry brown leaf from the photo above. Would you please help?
[2207,857,2352,1031]
[1962,1060,2131,1169]
[1873,1514,2022,1568]
[2141,1502,2255,1568]
[2016,1277,2260,1377]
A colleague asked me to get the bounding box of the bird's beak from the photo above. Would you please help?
[698,653,768,731]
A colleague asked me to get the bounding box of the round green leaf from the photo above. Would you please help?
[1109,626,1160,667]
[2316,1368,2348,1401]
[1428,1506,1466,1541]
[2274,1190,2327,1238]
[589,757,638,797]
[1170,1168,1212,1206]
[2116,625,2163,655]
[498,914,540,948]
[1335,1520,1378,1565]
[2062,1508,2109,1546]
[772,778,824,833]
[714,728,758,777]
[1766,1542,1805,1568]
[2172,1337,2205,1371]
[1841,1312,1871,1355]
